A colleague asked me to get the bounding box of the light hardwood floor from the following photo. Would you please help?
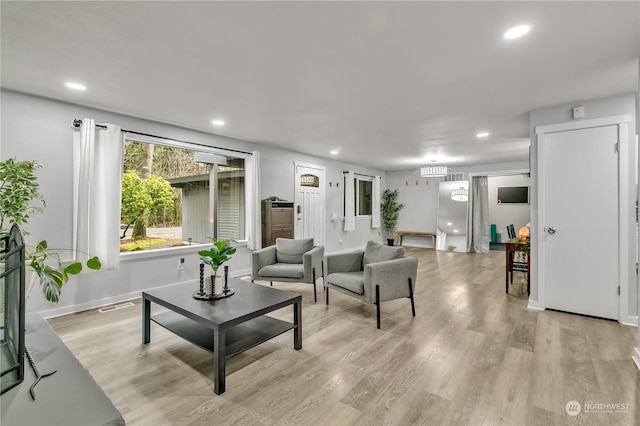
[49,248,640,425]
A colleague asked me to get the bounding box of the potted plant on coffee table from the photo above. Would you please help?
[198,238,237,295]
[381,189,404,246]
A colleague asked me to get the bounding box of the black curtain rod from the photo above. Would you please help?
[72,119,252,156]
[342,171,380,178]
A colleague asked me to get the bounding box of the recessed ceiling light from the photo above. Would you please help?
[330,150,339,155]
[447,222,452,226]
[65,82,86,91]
[211,120,225,126]
[453,229,459,233]
[477,132,490,138]
[504,25,530,39]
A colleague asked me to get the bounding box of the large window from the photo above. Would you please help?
[120,139,245,252]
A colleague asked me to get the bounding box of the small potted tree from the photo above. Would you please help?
[381,189,404,246]
[198,239,237,296]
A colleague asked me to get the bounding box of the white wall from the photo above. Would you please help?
[386,162,530,250]
[529,92,637,324]
[488,174,531,242]
[1,89,384,315]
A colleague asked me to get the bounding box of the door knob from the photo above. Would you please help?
[547,227,556,234]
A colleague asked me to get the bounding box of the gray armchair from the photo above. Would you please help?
[323,241,418,329]
[251,238,324,302]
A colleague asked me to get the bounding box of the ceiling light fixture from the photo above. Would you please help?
[504,25,530,39]
[451,187,469,202]
[65,82,86,91]
[420,160,448,177]
[211,120,225,126]
[330,150,339,155]
[476,132,489,138]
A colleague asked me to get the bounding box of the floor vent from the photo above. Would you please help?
[98,301,135,314]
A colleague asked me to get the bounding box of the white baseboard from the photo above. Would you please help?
[39,291,143,319]
[527,300,545,311]
[633,347,640,371]
[38,272,257,319]
[619,315,639,327]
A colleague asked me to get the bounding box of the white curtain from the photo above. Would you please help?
[344,171,355,231]
[73,118,123,270]
[467,176,490,253]
[371,176,381,228]
[244,151,261,250]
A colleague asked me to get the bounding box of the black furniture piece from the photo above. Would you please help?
[505,239,530,295]
[142,278,302,395]
[0,313,124,426]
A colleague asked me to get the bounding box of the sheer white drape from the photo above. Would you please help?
[344,171,355,231]
[371,176,381,228]
[244,151,261,250]
[467,176,490,253]
[73,119,123,269]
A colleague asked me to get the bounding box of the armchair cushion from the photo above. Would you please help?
[276,238,314,264]
[325,271,365,295]
[363,241,404,267]
[259,263,305,279]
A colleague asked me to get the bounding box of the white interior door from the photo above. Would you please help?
[294,163,325,246]
[542,125,619,319]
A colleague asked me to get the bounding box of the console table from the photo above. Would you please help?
[397,231,436,248]
[142,278,302,395]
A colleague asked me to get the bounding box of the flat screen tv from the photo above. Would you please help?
[497,186,529,204]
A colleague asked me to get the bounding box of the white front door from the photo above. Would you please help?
[294,163,325,246]
[541,124,619,319]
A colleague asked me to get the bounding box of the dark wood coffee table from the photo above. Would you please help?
[142,278,302,395]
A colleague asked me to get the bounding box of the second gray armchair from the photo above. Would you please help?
[323,241,418,329]
[251,238,324,302]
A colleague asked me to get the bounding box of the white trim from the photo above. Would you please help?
[120,240,247,262]
[294,161,327,171]
[39,290,144,319]
[633,347,640,371]
[527,300,545,311]
[535,114,631,134]
[620,315,638,327]
[38,269,254,318]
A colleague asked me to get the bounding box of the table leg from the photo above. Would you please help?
[213,327,226,395]
[505,248,509,293]
[142,297,151,344]
[293,299,302,350]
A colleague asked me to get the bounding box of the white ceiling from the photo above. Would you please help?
[1,1,638,171]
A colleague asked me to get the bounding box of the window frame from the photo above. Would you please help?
[120,133,250,257]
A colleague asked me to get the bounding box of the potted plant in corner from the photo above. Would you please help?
[198,238,237,296]
[0,158,101,303]
[381,189,404,246]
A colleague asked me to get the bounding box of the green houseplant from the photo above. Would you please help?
[0,158,101,303]
[381,189,404,246]
[198,239,237,289]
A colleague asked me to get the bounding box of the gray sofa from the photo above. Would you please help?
[251,238,324,302]
[323,241,418,328]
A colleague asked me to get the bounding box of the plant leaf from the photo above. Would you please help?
[64,262,83,275]
[87,256,101,270]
